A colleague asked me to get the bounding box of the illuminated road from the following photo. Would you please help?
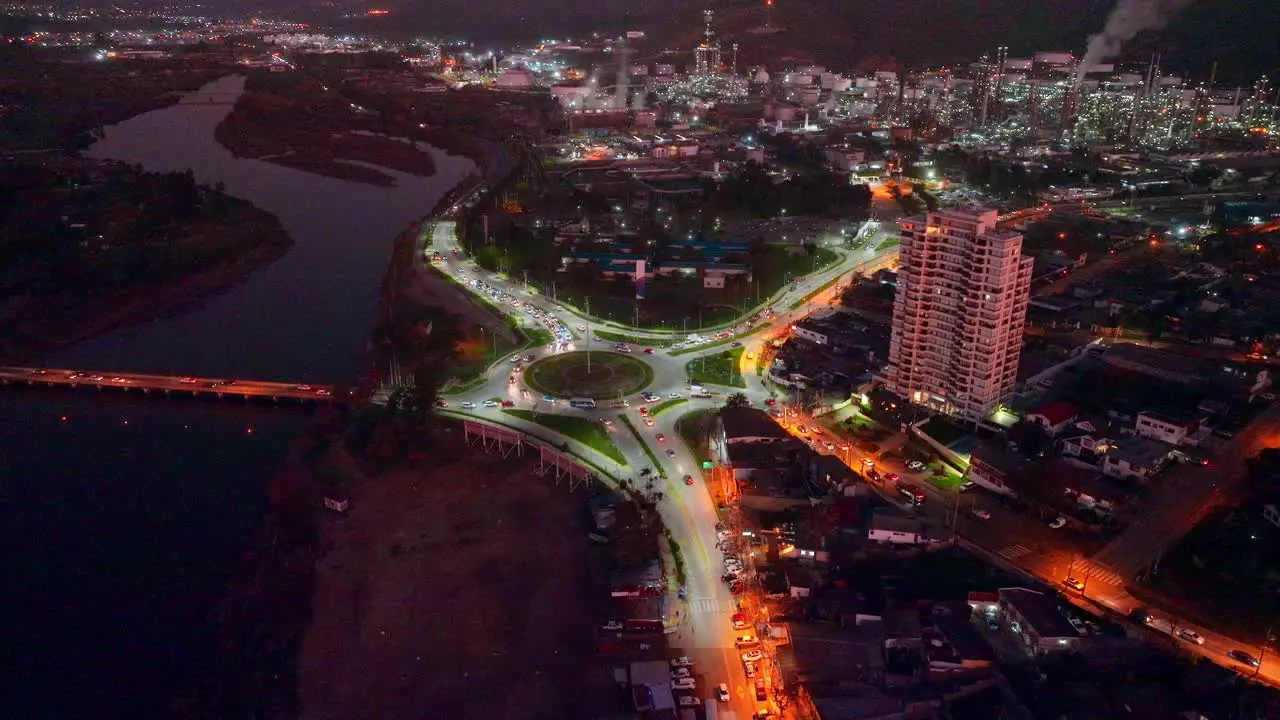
[422,214,899,715]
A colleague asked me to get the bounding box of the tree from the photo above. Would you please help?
[724,392,750,408]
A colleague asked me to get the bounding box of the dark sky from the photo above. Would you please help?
[323,0,1275,83]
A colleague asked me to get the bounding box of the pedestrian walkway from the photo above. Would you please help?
[690,597,722,615]
[997,544,1032,561]
[1074,561,1127,588]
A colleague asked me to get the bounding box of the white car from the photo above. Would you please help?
[971,509,992,520]
[715,683,731,702]
[1048,516,1067,529]
[670,656,694,668]
[671,667,692,678]
[906,460,926,471]
[459,401,476,409]
[483,400,499,408]
[671,677,696,691]
[744,661,758,678]
[677,695,701,707]
[741,649,763,663]
[1177,629,1206,645]
[668,392,682,399]
[600,418,614,427]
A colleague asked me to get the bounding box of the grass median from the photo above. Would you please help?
[620,414,666,477]
[650,397,688,418]
[685,347,746,388]
[501,409,626,465]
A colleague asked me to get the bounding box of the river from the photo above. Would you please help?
[1,75,475,718]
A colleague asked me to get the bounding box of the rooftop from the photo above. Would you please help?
[999,587,1083,639]
[720,406,792,442]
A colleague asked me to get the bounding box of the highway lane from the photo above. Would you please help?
[0,366,334,400]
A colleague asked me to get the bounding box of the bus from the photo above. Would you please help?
[569,397,597,409]
[897,483,926,506]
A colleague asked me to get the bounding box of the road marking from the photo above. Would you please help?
[1076,563,1126,587]
[997,544,1031,560]
[690,597,721,615]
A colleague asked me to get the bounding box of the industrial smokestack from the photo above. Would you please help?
[1077,0,1199,85]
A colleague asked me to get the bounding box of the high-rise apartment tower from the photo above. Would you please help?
[884,208,1033,422]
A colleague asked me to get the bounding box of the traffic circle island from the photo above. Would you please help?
[523,351,653,399]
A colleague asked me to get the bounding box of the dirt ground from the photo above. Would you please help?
[298,439,620,720]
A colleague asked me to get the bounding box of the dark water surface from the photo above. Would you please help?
[1,75,473,718]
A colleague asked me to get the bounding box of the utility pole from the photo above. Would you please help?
[523,270,528,294]
[1257,628,1274,677]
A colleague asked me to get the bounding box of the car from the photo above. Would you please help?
[684,474,694,486]
[754,678,767,701]
[671,677,697,691]
[732,613,749,630]
[810,426,823,435]
[671,667,692,678]
[656,433,666,442]
[644,347,655,354]
[959,481,976,492]
[907,460,926,471]
[599,418,614,427]
[315,389,332,397]
[639,407,649,416]
[971,509,992,520]
[435,399,448,408]
[886,472,900,483]
[796,425,808,434]
[601,620,623,631]
[670,656,694,668]
[643,418,656,427]
[542,394,556,403]
[509,375,516,384]
[483,400,499,407]
[1048,516,1067,529]
[460,401,476,409]
[110,377,129,383]
[501,400,515,407]
[295,384,314,391]
[1062,577,1085,591]
[744,661,758,678]
[666,449,676,457]
[577,325,587,331]
[715,683,731,702]
[741,649,763,663]
[1177,629,1206,645]
[1228,650,1261,668]
[765,398,776,406]
[668,392,682,399]
[179,376,198,384]
[768,408,782,417]
[677,695,701,707]
[734,633,758,647]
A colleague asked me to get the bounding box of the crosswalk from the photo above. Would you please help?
[1073,562,1127,588]
[689,597,722,615]
[996,544,1031,560]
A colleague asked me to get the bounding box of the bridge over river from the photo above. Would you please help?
[0,367,334,403]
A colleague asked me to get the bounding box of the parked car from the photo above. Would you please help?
[744,661,758,678]
[741,649,763,663]
[906,460,926,471]
[1062,577,1085,592]
[670,656,694,668]
[1048,516,1067,529]
[754,678,767,701]
[671,667,692,678]
[677,695,700,707]
[734,634,758,648]
[715,683,731,702]
[671,677,697,691]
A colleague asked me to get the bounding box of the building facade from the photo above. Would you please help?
[885,208,1033,422]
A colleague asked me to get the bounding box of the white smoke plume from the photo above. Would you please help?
[1076,0,1199,85]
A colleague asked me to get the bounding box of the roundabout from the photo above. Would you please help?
[523,351,653,399]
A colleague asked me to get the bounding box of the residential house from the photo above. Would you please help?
[1046,460,1130,516]
[998,587,1088,655]
[867,510,936,545]
[1057,415,1121,464]
[793,322,830,345]
[1135,410,1201,446]
[1025,401,1079,437]
[1102,436,1172,483]
[966,442,1034,497]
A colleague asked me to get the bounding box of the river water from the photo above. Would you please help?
[1,75,475,718]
